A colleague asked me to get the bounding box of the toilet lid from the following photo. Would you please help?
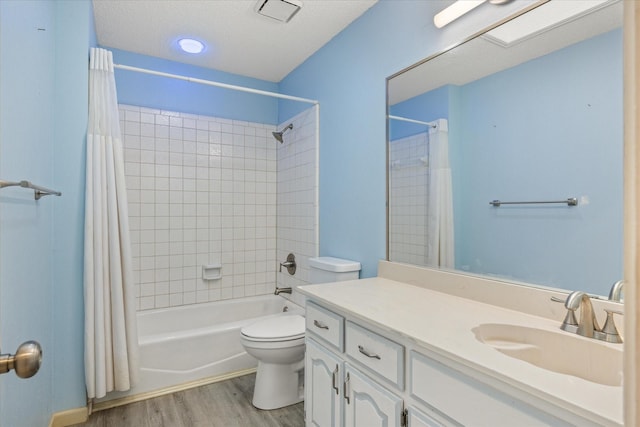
[241,314,305,341]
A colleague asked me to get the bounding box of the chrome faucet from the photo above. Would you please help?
[553,290,624,343]
[274,286,292,296]
[608,280,624,302]
[564,291,600,338]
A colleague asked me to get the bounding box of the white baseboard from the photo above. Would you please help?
[92,367,257,412]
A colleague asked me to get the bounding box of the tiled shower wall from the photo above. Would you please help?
[276,106,318,294]
[121,105,279,310]
[389,132,429,265]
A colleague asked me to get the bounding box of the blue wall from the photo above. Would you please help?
[279,0,538,278]
[109,49,280,125]
[52,0,95,413]
[0,0,93,424]
[0,2,56,425]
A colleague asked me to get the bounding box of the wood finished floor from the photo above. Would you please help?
[72,373,304,427]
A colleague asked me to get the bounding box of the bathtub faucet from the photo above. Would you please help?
[274,286,292,295]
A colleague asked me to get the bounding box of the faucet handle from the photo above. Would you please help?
[279,253,296,275]
[550,296,578,331]
[608,280,624,302]
[601,308,624,343]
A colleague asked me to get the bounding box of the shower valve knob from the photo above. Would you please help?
[279,253,296,275]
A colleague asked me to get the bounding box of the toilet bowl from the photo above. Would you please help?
[240,313,306,410]
[240,257,361,410]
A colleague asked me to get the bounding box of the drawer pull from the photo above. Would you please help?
[332,365,339,395]
[344,372,351,404]
[358,345,381,360]
[313,319,329,330]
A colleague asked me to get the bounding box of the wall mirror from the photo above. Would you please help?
[386,0,623,297]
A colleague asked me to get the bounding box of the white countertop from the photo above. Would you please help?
[298,277,623,426]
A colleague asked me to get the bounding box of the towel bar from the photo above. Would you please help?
[490,198,577,207]
[0,180,62,200]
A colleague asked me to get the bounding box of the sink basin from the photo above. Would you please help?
[472,323,623,386]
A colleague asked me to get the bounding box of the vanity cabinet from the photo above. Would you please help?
[306,336,405,427]
[305,301,441,427]
[304,299,599,427]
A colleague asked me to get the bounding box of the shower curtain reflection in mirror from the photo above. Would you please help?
[389,118,454,267]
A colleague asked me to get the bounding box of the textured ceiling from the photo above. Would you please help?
[92,0,378,82]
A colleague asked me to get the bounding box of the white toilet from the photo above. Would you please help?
[240,256,361,410]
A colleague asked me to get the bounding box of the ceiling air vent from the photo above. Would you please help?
[256,0,302,23]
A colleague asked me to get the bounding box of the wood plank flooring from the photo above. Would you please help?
[72,373,304,427]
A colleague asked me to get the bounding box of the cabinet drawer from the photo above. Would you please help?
[306,301,344,351]
[345,321,404,389]
[409,351,571,426]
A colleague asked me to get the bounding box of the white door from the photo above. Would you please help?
[344,364,403,427]
[306,338,343,427]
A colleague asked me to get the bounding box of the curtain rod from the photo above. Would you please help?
[388,115,437,128]
[113,64,319,105]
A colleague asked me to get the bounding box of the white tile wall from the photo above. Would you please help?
[120,104,282,310]
[389,132,429,265]
[276,106,319,292]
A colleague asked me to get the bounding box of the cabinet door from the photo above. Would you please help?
[344,364,403,427]
[306,338,343,427]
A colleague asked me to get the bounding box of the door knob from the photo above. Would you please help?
[0,341,42,378]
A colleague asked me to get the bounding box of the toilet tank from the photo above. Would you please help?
[308,257,361,284]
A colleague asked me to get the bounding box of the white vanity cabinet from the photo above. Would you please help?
[305,301,441,427]
[306,335,406,427]
[303,298,605,427]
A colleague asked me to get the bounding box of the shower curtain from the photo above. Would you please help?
[84,47,139,399]
[426,119,455,268]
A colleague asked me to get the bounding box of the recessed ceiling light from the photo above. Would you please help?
[178,38,205,54]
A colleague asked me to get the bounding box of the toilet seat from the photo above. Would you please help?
[241,314,305,342]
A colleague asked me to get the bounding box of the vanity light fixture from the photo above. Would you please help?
[434,0,512,29]
[178,38,205,54]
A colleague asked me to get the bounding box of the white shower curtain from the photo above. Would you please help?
[426,119,455,268]
[84,47,139,399]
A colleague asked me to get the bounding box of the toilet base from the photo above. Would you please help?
[252,360,304,410]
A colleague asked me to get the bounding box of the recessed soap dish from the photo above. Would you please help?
[202,264,222,280]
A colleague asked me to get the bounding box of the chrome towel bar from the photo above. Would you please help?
[0,180,62,200]
[490,197,577,207]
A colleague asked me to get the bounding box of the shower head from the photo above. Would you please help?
[272,123,293,143]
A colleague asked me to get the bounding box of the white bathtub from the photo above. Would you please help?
[97,294,303,403]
